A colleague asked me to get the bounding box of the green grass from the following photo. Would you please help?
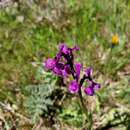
[0,0,130,129]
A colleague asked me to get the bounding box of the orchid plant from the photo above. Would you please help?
[44,44,100,129]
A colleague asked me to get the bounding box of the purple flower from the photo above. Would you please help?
[84,81,100,96]
[85,67,93,77]
[59,44,70,55]
[53,62,64,76]
[69,80,79,93]
[84,86,94,96]
[62,65,71,77]
[56,62,64,70]
[64,65,71,74]
[72,46,80,51]
[59,44,79,55]
[44,44,101,96]
[53,67,62,76]
[74,63,82,79]
[91,81,101,90]
[45,58,56,70]
[55,52,62,62]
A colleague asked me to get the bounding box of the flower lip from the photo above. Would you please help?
[53,66,62,76]
[69,80,79,93]
[84,80,100,96]
[55,62,64,70]
[92,82,101,90]
[62,65,71,77]
[84,86,94,96]
[64,65,71,74]
[45,58,56,70]
[52,62,65,76]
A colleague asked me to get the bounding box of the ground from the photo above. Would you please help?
[0,0,130,130]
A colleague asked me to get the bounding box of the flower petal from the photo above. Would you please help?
[75,63,82,79]
[45,58,56,70]
[59,43,69,55]
[72,46,80,51]
[84,86,94,96]
[55,62,64,70]
[62,65,71,77]
[52,62,64,76]
[92,82,101,90]
[55,52,62,62]
[53,67,62,76]
[85,67,93,77]
[69,80,79,93]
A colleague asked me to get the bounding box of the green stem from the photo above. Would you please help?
[78,90,93,130]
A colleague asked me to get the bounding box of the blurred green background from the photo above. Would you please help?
[0,0,130,130]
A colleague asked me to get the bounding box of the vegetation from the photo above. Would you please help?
[0,0,130,129]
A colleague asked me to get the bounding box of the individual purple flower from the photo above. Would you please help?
[84,86,94,96]
[69,80,79,93]
[45,58,56,70]
[84,81,100,96]
[91,81,101,90]
[53,67,62,76]
[62,65,71,77]
[59,44,79,55]
[74,63,82,79]
[56,62,64,70]
[53,62,64,76]
[85,67,93,77]
[59,44,69,55]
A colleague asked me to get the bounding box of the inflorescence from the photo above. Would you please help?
[44,44,100,96]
